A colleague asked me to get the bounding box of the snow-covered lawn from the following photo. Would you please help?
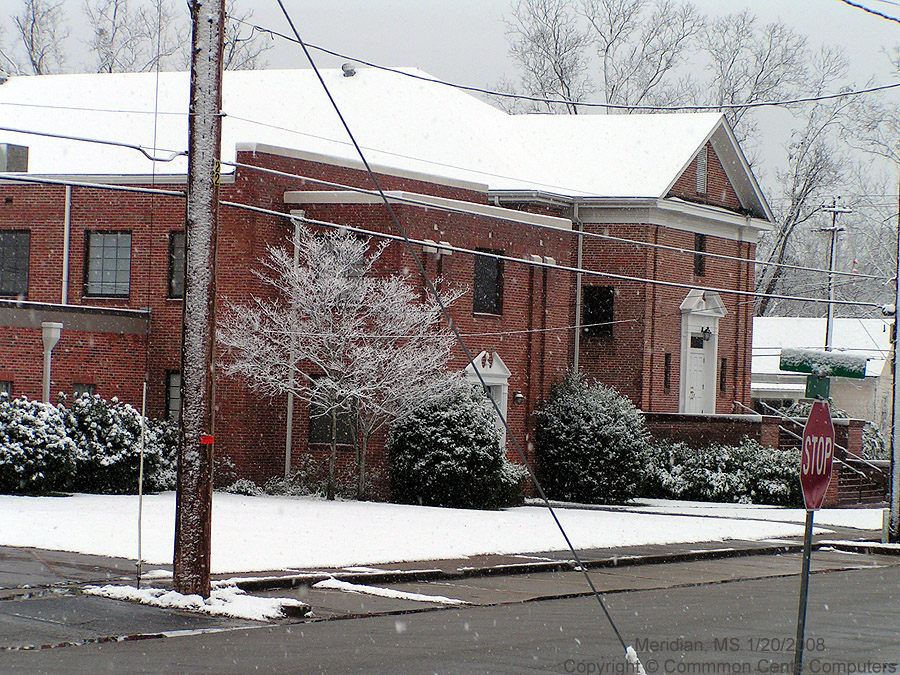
[0,492,883,574]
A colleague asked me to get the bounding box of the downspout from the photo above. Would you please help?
[285,212,303,478]
[61,186,71,304]
[573,202,583,372]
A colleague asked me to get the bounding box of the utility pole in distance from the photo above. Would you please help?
[174,0,225,598]
[819,197,850,352]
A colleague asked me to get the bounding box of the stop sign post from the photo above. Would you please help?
[794,399,835,674]
[801,400,835,510]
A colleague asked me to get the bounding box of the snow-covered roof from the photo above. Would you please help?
[752,317,892,378]
[0,68,770,217]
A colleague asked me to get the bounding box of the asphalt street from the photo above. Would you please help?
[2,547,898,674]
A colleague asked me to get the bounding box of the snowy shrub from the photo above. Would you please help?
[387,381,526,510]
[535,372,649,505]
[224,478,264,496]
[61,394,177,494]
[644,437,802,506]
[781,400,887,460]
[0,395,75,493]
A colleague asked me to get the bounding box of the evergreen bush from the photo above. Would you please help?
[62,394,178,494]
[387,381,526,509]
[0,394,75,493]
[644,437,802,506]
[535,372,649,504]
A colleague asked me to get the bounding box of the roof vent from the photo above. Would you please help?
[0,144,28,173]
[341,62,356,77]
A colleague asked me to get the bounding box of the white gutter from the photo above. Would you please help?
[61,186,71,304]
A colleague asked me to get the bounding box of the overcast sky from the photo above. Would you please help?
[0,0,898,180]
[0,0,897,86]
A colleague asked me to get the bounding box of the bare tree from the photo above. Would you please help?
[222,0,271,70]
[219,227,461,500]
[504,0,593,113]
[84,0,186,73]
[582,0,702,109]
[14,0,68,75]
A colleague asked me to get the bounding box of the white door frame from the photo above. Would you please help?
[465,351,511,448]
[679,289,727,414]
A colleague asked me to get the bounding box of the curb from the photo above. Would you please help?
[231,542,810,592]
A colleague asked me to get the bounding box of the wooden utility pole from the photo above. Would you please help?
[174,0,225,597]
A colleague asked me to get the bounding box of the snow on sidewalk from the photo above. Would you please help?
[0,492,883,575]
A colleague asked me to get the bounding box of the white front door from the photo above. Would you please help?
[685,334,711,414]
[679,290,726,414]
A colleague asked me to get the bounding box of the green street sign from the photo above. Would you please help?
[780,348,868,380]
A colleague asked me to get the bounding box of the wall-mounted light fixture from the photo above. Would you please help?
[701,326,712,342]
[513,391,525,405]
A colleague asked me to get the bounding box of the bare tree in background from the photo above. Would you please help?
[583,0,702,109]
[222,0,271,70]
[14,0,68,74]
[504,0,592,113]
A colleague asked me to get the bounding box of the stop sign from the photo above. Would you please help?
[801,400,835,510]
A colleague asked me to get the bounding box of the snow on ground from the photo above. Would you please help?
[0,493,883,574]
[84,584,308,621]
[312,578,465,605]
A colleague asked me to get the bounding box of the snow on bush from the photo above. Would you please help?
[535,372,649,505]
[643,437,802,506]
[387,379,526,510]
[62,394,178,494]
[0,393,176,495]
[0,394,75,493]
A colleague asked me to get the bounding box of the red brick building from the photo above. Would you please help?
[0,69,773,487]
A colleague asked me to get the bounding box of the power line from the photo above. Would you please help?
[226,157,885,282]
[836,0,900,23]
[233,17,900,112]
[0,106,888,284]
[276,1,637,659]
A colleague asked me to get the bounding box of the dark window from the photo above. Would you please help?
[0,230,30,297]
[73,383,95,399]
[473,249,503,314]
[694,233,706,277]
[664,353,672,390]
[690,334,705,349]
[169,231,185,299]
[84,231,131,297]
[582,286,614,337]
[0,380,11,397]
[166,371,181,423]
[720,358,727,391]
[308,400,355,445]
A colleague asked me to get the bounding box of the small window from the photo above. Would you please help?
[73,383,95,399]
[84,231,132,297]
[0,380,11,397]
[166,371,182,423]
[308,400,355,445]
[664,353,672,390]
[690,334,705,349]
[473,249,503,315]
[694,233,706,277]
[0,230,30,297]
[169,231,185,299]
[696,145,708,194]
[720,358,727,391]
[582,286,614,337]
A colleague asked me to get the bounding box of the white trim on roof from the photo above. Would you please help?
[238,142,489,194]
[283,189,572,231]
